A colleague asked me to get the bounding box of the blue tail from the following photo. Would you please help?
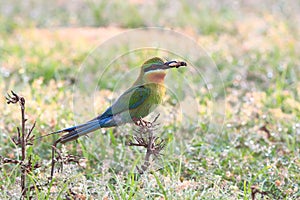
[55,117,115,144]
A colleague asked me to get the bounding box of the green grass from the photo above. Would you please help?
[0,0,300,199]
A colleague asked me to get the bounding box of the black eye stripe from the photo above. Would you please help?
[144,64,168,73]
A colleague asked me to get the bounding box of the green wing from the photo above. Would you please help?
[100,85,151,118]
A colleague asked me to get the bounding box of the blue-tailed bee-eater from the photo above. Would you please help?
[48,57,186,144]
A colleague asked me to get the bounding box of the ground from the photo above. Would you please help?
[0,0,299,199]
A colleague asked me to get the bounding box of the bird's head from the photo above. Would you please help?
[135,57,187,85]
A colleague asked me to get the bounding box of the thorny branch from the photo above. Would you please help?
[6,90,20,104]
[0,156,22,165]
[5,91,36,145]
[128,114,166,174]
[50,139,81,179]
[3,91,81,197]
[3,91,40,197]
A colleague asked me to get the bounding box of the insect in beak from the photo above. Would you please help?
[164,60,187,68]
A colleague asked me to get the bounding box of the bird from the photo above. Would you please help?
[44,57,187,144]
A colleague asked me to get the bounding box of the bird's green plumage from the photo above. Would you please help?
[142,57,164,67]
[127,83,165,120]
[99,57,166,123]
[49,56,186,144]
[100,85,152,119]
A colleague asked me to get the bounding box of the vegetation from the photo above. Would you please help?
[0,0,299,199]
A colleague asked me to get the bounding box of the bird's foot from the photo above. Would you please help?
[133,117,152,128]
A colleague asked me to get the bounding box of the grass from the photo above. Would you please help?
[0,0,300,199]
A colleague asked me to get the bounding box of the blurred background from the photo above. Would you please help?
[0,0,299,199]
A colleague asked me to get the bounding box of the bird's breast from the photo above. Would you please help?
[147,83,166,105]
[144,71,166,84]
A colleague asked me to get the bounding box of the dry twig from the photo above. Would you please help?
[50,138,81,179]
[3,91,40,197]
[128,114,166,174]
